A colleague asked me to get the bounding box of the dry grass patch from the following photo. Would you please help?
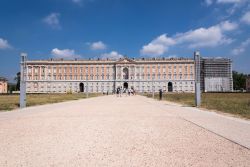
[144,93,250,119]
[0,93,101,111]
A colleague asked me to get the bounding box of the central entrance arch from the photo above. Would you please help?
[123,82,128,89]
[168,82,173,92]
[79,83,84,92]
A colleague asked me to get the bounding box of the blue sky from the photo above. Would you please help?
[0,0,250,82]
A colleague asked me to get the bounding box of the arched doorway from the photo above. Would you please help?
[123,67,129,80]
[79,83,84,92]
[168,82,173,92]
[123,82,128,89]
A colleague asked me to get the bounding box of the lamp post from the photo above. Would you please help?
[86,74,89,98]
[152,76,155,98]
[194,51,201,107]
[20,53,27,108]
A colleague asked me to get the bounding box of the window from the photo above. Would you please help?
[141,74,144,79]
[28,67,32,73]
[53,67,56,74]
[136,67,140,73]
[35,67,38,73]
[136,73,140,79]
[179,66,182,73]
[190,66,193,74]
[152,66,155,73]
[48,66,51,73]
[163,67,166,73]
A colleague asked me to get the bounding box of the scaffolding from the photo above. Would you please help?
[200,58,233,92]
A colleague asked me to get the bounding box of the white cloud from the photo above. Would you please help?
[0,38,11,49]
[217,0,243,4]
[140,34,176,56]
[140,21,236,56]
[101,51,123,60]
[219,20,238,31]
[43,13,61,29]
[205,0,213,6]
[71,0,95,5]
[175,21,236,48]
[72,0,82,4]
[90,41,107,50]
[207,0,245,6]
[51,48,80,59]
[231,38,250,55]
[207,0,248,15]
[241,11,250,24]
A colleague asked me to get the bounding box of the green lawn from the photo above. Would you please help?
[144,93,250,119]
[0,93,102,111]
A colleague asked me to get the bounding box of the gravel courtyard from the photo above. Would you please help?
[0,95,249,167]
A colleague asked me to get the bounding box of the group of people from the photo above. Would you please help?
[116,87,135,97]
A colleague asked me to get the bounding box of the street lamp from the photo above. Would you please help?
[152,75,155,98]
[20,53,27,108]
[194,51,201,107]
[86,74,89,98]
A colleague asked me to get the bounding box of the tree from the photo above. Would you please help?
[15,72,20,91]
[233,71,247,90]
[7,83,16,93]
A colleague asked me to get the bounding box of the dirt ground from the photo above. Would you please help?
[0,95,249,167]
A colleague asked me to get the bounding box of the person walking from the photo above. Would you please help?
[116,87,119,97]
[119,87,122,97]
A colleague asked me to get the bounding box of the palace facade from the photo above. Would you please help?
[24,56,233,93]
[25,57,195,93]
[0,77,8,94]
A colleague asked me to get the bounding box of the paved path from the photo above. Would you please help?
[0,95,249,167]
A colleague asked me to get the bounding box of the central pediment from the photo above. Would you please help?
[115,57,136,64]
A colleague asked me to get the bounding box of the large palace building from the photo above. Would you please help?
[24,56,233,93]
